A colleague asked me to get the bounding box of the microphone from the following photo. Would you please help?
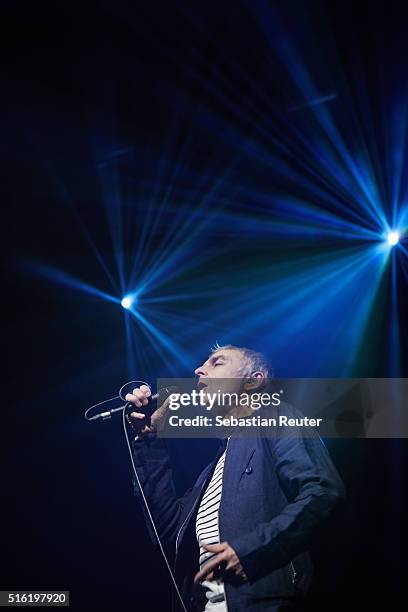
[88,386,178,422]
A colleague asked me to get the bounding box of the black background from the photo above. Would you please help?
[2,1,408,610]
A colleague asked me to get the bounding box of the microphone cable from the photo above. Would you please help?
[86,381,188,612]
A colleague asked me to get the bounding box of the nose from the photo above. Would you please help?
[194,365,207,377]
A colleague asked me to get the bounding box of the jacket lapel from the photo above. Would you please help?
[177,437,256,551]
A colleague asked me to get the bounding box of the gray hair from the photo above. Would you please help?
[210,343,274,378]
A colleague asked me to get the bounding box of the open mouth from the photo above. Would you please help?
[197,380,207,390]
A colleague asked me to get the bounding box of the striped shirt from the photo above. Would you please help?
[196,448,228,610]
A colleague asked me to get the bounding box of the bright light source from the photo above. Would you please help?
[387,231,400,246]
[121,296,133,309]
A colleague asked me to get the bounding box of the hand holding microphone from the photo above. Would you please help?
[85,382,178,431]
[125,384,174,436]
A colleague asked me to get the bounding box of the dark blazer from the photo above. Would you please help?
[131,407,345,612]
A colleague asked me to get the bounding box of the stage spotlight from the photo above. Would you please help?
[121,296,133,309]
[386,231,400,246]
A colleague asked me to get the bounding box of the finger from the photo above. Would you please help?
[194,566,213,585]
[194,564,216,584]
[202,543,227,553]
[194,554,226,584]
[125,393,143,407]
[194,560,225,585]
[132,389,148,401]
[131,388,151,407]
[129,412,146,420]
[131,387,151,400]
[142,386,152,406]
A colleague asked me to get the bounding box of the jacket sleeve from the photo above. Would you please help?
[228,427,346,582]
[130,433,194,546]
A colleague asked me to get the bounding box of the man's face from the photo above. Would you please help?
[194,349,245,399]
[195,348,245,379]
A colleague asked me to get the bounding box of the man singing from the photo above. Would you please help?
[127,345,345,612]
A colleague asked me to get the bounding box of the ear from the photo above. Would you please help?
[243,371,265,392]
